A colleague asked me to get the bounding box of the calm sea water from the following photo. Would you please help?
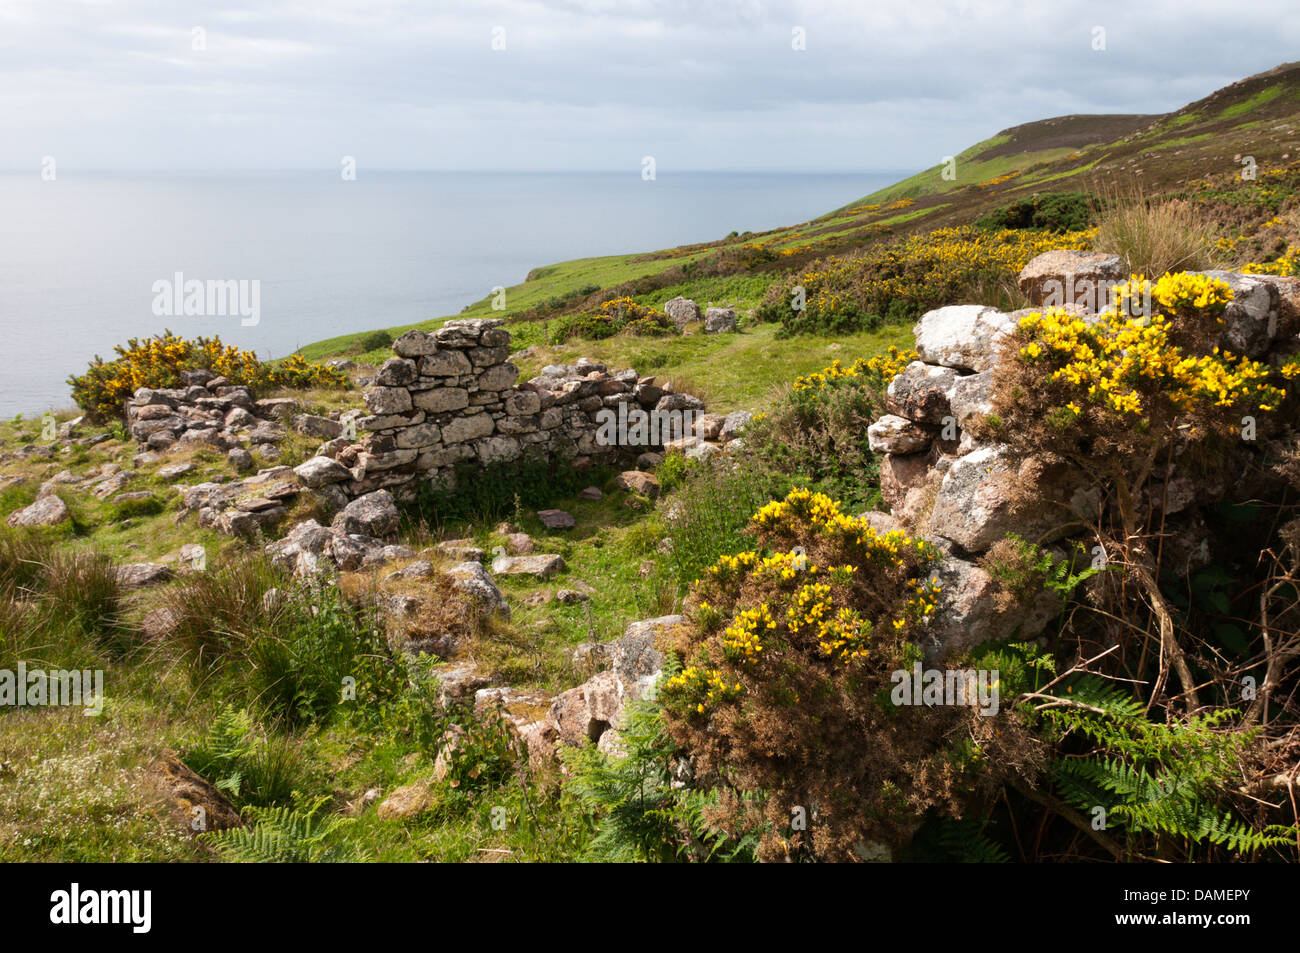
[0,170,899,416]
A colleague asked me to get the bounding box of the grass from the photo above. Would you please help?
[1093,191,1214,277]
[514,322,914,415]
[6,63,1300,863]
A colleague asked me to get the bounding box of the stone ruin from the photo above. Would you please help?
[867,249,1300,660]
[315,317,734,500]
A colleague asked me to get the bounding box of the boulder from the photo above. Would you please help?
[293,414,343,440]
[331,489,400,539]
[868,415,933,455]
[615,470,660,499]
[721,410,753,440]
[1191,270,1280,359]
[490,553,566,579]
[433,540,485,562]
[703,307,737,334]
[614,615,679,682]
[1017,250,1125,310]
[265,519,336,572]
[445,561,510,618]
[505,532,535,555]
[376,782,436,821]
[293,455,352,488]
[664,296,701,330]
[116,563,173,588]
[536,508,575,530]
[227,448,254,473]
[5,495,69,528]
[913,306,1016,372]
[157,463,196,481]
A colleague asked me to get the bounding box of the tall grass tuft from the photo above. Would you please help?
[0,534,128,659]
[164,554,396,726]
[1093,184,1213,277]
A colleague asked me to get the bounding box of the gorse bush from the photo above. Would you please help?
[741,346,914,510]
[660,488,1004,861]
[759,226,1093,335]
[68,331,348,423]
[991,273,1294,469]
[549,297,674,343]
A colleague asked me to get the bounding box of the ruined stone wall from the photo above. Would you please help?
[347,318,705,498]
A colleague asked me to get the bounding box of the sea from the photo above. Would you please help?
[0,170,900,417]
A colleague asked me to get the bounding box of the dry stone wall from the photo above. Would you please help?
[342,318,711,499]
[869,252,1300,660]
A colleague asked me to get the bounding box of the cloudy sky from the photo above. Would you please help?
[3,0,1298,174]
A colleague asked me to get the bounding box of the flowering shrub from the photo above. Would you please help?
[68,331,348,423]
[995,274,1294,461]
[790,346,917,394]
[660,488,967,860]
[548,296,673,342]
[742,346,915,509]
[761,225,1094,335]
[1243,245,1299,277]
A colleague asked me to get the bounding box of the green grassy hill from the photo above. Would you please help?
[299,60,1300,367]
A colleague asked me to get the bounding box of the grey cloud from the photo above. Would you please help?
[2,0,1298,172]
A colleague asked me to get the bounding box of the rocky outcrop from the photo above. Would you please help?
[870,257,1300,660]
[545,614,676,749]
[5,494,69,528]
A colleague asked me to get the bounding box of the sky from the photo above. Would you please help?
[2,0,1298,174]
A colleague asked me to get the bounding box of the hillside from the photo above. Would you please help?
[6,61,1300,866]
[300,61,1300,367]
